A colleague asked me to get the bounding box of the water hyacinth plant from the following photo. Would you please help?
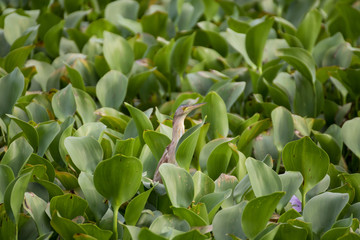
[0,0,360,239]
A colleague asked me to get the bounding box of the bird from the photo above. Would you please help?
[153,103,205,182]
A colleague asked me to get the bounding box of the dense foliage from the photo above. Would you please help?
[1,0,360,239]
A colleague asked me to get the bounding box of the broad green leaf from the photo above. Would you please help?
[64,136,103,173]
[212,202,246,240]
[44,20,64,58]
[0,68,24,117]
[1,137,33,176]
[245,157,282,197]
[4,171,33,223]
[103,31,134,75]
[8,115,38,150]
[342,118,360,159]
[303,192,348,236]
[73,87,97,123]
[242,192,285,239]
[5,45,34,72]
[213,82,246,111]
[78,172,108,221]
[295,9,322,52]
[65,64,85,91]
[34,177,64,199]
[277,171,303,212]
[94,154,142,208]
[237,119,271,153]
[138,228,167,240]
[172,206,208,227]
[143,131,170,160]
[125,103,154,145]
[4,13,36,45]
[96,70,128,109]
[159,163,194,208]
[80,224,113,240]
[50,194,88,220]
[170,33,195,74]
[275,223,308,240]
[277,47,316,84]
[214,174,238,208]
[124,188,153,225]
[340,173,360,202]
[50,211,87,240]
[75,122,107,140]
[141,12,168,38]
[114,138,135,156]
[149,214,190,237]
[313,130,342,164]
[0,165,14,203]
[176,123,203,170]
[245,17,274,69]
[55,171,80,190]
[282,136,329,194]
[37,121,60,157]
[171,229,208,240]
[202,91,228,139]
[271,106,294,151]
[198,189,232,223]
[193,171,215,202]
[24,192,51,235]
[52,84,76,122]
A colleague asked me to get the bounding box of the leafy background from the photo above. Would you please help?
[1,0,360,239]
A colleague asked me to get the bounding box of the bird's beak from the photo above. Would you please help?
[184,103,206,113]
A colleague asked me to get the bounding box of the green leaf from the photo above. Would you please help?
[277,171,303,212]
[193,171,215,202]
[198,189,232,223]
[295,9,322,52]
[212,202,247,240]
[94,154,142,208]
[313,130,342,164]
[96,70,128,109]
[176,123,203,170]
[50,194,88,220]
[245,157,282,197]
[138,228,167,240]
[0,68,24,117]
[143,130,170,160]
[172,206,208,227]
[237,119,271,153]
[282,136,330,195]
[149,214,190,237]
[23,192,51,236]
[1,137,33,176]
[80,224,113,240]
[0,165,14,203]
[242,192,285,239]
[65,64,85,91]
[303,192,348,236]
[8,114,39,150]
[342,118,360,159]
[159,163,194,208]
[245,17,274,69]
[64,136,103,174]
[124,187,153,225]
[4,171,33,223]
[170,33,195,74]
[202,91,228,139]
[73,87,97,123]
[271,106,294,151]
[103,31,134,75]
[4,12,36,45]
[78,172,108,222]
[52,84,76,121]
[5,45,34,72]
[277,47,316,84]
[50,211,87,240]
[141,11,168,38]
[37,121,60,157]
[125,103,153,145]
[213,82,246,111]
[171,229,208,240]
[44,20,64,58]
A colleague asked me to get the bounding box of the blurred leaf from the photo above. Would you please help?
[96,70,128,109]
[4,13,36,45]
[73,87,97,123]
[52,84,76,122]
[342,117,360,159]
[44,20,64,58]
[0,68,24,117]
[0,165,14,203]
[295,9,322,52]
[171,33,195,74]
[103,31,134,75]
[278,47,316,84]
[141,12,168,38]
[245,17,274,69]
[5,45,34,72]
[271,106,294,151]
[65,64,85,91]
[37,121,60,157]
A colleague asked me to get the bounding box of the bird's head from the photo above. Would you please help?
[174,103,206,118]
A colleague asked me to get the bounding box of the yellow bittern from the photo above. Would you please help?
[153,103,205,182]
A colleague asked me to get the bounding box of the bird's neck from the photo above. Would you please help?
[172,115,186,144]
